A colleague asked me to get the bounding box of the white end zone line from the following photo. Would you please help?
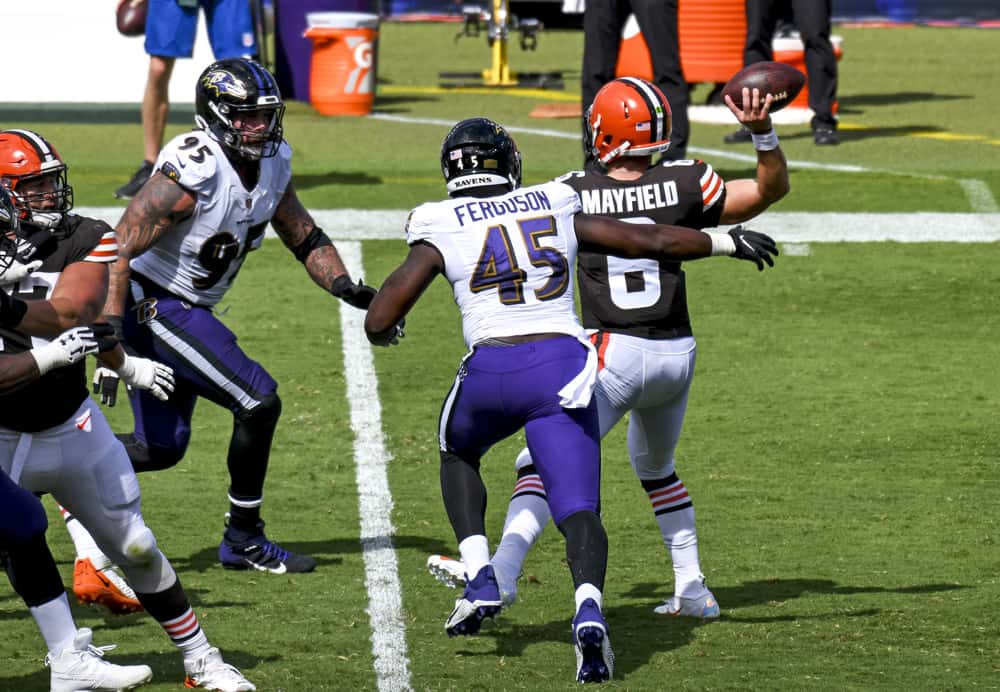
[338,241,413,692]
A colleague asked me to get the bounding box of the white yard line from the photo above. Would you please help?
[77,208,1000,242]
[338,241,413,692]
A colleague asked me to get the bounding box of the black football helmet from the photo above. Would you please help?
[440,117,522,196]
[195,58,285,161]
[0,128,74,229]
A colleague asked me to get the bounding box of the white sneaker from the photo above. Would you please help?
[427,554,466,588]
[653,590,721,619]
[46,628,153,692]
[183,647,255,691]
[427,554,518,606]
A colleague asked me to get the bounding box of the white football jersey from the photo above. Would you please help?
[406,180,584,347]
[130,129,293,306]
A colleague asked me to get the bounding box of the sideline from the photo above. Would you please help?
[337,242,413,692]
[78,208,1000,242]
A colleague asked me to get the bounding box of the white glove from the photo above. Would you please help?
[116,353,175,401]
[0,258,42,285]
[30,326,101,375]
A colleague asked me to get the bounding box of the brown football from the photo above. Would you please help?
[116,0,148,37]
[721,61,806,112]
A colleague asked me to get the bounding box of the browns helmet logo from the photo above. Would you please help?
[200,70,248,99]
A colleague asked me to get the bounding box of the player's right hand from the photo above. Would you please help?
[728,225,779,271]
[93,366,121,406]
[117,354,175,402]
[30,326,102,376]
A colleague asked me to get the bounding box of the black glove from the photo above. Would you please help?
[330,275,377,310]
[88,322,120,353]
[728,225,779,271]
[93,366,121,407]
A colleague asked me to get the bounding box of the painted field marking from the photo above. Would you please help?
[74,209,1000,243]
[338,241,413,692]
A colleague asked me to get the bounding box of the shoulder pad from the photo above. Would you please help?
[157,130,221,192]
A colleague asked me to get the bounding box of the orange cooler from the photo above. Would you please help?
[304,12,379,116]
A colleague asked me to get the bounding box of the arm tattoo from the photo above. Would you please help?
[272,185,348,290]
[105,173,194,318]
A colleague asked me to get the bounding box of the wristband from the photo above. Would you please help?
[751,129,779,151]
[707,233,736,257]
[329,274,354,298]
[29,342,63,376]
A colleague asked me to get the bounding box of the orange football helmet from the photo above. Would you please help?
[587,77,673,165]
[0,128,73,228]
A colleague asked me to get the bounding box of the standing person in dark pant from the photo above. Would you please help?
[725,0,840,146]
[582,0,689,161]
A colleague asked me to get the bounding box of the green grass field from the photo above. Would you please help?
[1,21,999,692]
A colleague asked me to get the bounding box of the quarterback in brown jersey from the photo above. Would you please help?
[427,76,787,620]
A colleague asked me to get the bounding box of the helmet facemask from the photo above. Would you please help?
[7,167,74,229]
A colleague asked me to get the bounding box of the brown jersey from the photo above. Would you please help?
[0,215,117,432]
[559,160,726,339]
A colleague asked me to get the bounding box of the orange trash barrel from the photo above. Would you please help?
[616,0,745,85]
[304,12,379,116]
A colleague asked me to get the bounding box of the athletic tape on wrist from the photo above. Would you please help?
[707,233,737,257]
[752,129,779,151]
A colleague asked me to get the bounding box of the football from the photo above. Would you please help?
[116,0,148,37]
[721,61,806,112]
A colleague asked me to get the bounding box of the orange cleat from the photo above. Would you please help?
[73,557,144,615]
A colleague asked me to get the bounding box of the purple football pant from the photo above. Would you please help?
[0,468,47,547]
[123,282,277,455]
[441,335,601,524]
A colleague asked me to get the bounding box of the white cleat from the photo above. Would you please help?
[46,628,153,692]
[427,554,466,588]
[427,554,518,606]
[183,647,255,691]
[653,590,721,619]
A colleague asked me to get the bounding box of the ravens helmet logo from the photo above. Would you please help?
[200,70,248,100]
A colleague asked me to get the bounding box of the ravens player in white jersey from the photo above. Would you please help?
[427,77,789,620]
[89,58,391,575]
[0,157,255,690]
[365,117,777,682]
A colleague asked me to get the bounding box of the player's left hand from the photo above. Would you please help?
[117,354,175,402]
[93,366,121,406]
[331,275,378,310]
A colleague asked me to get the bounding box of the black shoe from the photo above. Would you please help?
[724,126,752,144]
[813,127,840,146]
[114,161,154,199]
[218,519,317,574]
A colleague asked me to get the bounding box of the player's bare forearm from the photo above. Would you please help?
[272,184,349,289]
[577,215,712,261]
[365,243,440,343]
[720,149,789,224]
[108,173,194,316]
[0,352,40,393]
[756,147,790,203]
